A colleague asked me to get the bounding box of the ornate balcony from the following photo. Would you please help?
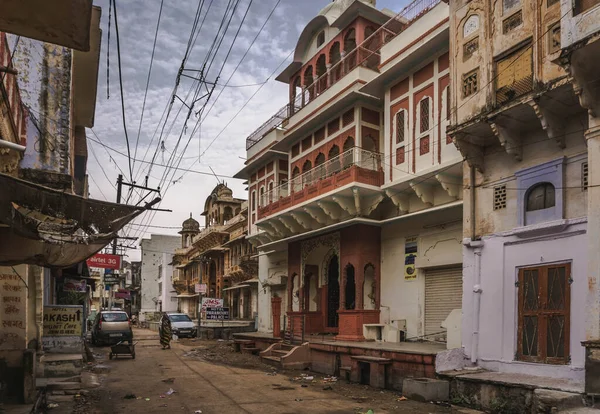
[257,147,383,220]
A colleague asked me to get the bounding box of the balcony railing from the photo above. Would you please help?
[257,148,383,218]
[244,0,443,151]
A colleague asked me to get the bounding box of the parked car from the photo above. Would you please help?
[160,313,197,338]
[91,311,133,345]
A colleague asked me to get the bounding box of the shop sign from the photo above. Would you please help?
[63,278,87,292]
[43,306,83,336]
[206,307,229,320]
[201,297,223,311]
[195,283,207,294]
[87,254,121,270]
[404,236,418,281]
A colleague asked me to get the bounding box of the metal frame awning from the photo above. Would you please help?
[0,172,158,267]
[222,284,250,292]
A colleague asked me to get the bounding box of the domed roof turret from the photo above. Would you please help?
[180,213,200,234]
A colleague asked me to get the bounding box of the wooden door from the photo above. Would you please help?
[517,263,571,364]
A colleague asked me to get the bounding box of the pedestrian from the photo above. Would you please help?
[159,313,172,350]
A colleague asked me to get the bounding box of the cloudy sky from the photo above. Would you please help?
[87,0,405,260]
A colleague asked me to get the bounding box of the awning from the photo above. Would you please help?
[0,0,94,51]
[0,173,158,268]
[223,284,251,292]
[175,294,199,298]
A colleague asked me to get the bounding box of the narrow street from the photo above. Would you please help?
[70,329,475,414]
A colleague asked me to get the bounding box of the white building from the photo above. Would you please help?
[158,252,177,313]
[140,234,180,318]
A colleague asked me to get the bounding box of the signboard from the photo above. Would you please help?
[201,297,223,311]
[115,289,131,300]
[195,283,207,294]
[404,237,418,281]
[87,253,121,270]
[63,278,87,292]
[43,306,83,337]
[0,270,27,350]
[206,307,229,320]
[103,269,120,285]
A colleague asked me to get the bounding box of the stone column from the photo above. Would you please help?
[585,118,600,342]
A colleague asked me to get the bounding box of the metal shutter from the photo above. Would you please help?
[424,267,463,342]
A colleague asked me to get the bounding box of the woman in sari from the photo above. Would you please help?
[159,313,172,349]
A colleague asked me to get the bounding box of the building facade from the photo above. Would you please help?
[448,0,600,386]
[236,0,463,345]
[139,234,180,320]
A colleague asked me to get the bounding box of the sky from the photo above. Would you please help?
[87,0,405,260]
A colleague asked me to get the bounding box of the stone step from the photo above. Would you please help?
[533,389,585,413]
[40,354,83,379]
[272,350,289,356]
[261,355,282,368]
[280,344,295,351]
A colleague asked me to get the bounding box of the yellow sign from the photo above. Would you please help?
[43,306,83,337]
[404,237,418,281]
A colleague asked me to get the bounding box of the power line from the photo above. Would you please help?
[132,0,165,172]
[111,0,133,182]
[88,172,109,200]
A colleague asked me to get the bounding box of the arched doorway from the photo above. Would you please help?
[316,54,327,94]
[291,273,300,312]
[329,42,341,84]
[327,255,340,328]
[304,66,314,104]
[342,136,354,169]
[345,264,356,310]
[328,145,341,176]
[344,28,357,73]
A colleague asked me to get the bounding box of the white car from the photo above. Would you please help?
[161,313,197,338]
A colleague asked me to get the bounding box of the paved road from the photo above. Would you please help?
[83,328,473,414]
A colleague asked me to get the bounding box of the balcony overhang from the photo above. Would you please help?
[0,172,155,268]
[0,0,94,51]
[361,21,449,97]
[331,1,396,29]
[72,6,101,128]
[234,143,286,180]
[252,183,384,246]
[449,81,582,173]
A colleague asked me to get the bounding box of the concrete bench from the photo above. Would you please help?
[350,355,392,388]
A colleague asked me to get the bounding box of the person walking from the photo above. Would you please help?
[159,313,172,350]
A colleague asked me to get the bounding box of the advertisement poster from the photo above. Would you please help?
[87,254,121,270]
[63,278,87,292]
[43,306,83,336]
[201,297,223,311]
[404,236,418,281]
[195,283,207,294]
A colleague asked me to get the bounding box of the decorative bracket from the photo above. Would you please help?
[317,201,343,221]
[528,99,566,149]
[303,206,330,225]
[270,219,293,238]
[565,57,600,118]
[331,195,357,216]
[363,193,385,216]
[352,188,361,216]
[279,215,303,234]
[435,173,462,199]
[453,133,484,173]
[489,121,522,161]
[385,190,410,214]
[291,211,319,231]
[257,221,280,238]
[410,181,434,206]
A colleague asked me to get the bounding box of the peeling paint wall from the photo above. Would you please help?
[8,35,72,175]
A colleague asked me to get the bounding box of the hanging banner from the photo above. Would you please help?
[87,254,121,270]
[63,278,87,292]
[404,236,418,281]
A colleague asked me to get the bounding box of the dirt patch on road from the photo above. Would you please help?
[178,338,276,371]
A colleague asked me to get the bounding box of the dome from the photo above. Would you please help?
[180,213,200,233]
[318,0,376,19]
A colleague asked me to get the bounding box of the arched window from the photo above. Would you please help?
[344,28,357,72]
[329,42,341,83]
[343,136,354,168]
[526,183,555,211]
[396,110,406,144]
[223,206,233,223]
[363,264,376,310]
[291,77,302,113]
[345,264,356,310]
[315,153,326,179]
[251,190,256,211]
[302,160,312,187]
[292,166,301,192]
[259,186,265,208]
[304,66,314,103]
[268,181,274,203]
[363,26,379,69]
[316,54,327,94]
[463,15,479,38]
[419,97,431,134]
[328,144,340,159]
[329,145,341,175]
[317,31,325,47]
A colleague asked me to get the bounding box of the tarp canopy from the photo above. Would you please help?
[0,173,157,267]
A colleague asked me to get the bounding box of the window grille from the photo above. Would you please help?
[342,109,354,127]
[314,127,325,143]
[328,118,340,136]
[396,111,405,144]
[582,162,589,190]
[462,70,478,97]
[463,37,479,60]
[495,46,532,105]
[503,11,523,34]
[548,22,561,54]
[420,137,430,155]
[503,0,520,12]
[420,98,430,134]
[494,185,507,210]
[396,146,405,165]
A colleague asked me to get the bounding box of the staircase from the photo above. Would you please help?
[233,339,260,355]
[260,342,311,370]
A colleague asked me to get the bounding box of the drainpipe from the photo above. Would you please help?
[0,139,26,152]
[469,165,483,364]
